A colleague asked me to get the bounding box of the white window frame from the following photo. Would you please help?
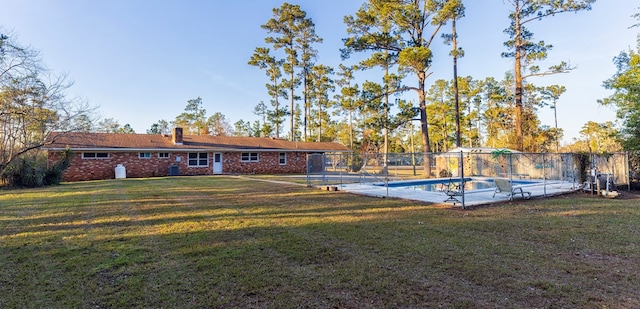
[188,152,209,167]
[82,152,109,159]
[139,152,151,159]
[241,152,259,162]
[279,152,287,165]
[158,152,170,159]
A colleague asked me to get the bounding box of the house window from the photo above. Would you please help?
[279,152,287,165]
[188,152,208,167]
[241,152,259,162]
[139,152,151,159]
[158,152,170,159]
[82,152,109,159]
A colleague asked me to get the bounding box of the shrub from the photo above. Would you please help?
[44,149,72,185]
[439,168,452,178]
[1,149,71,188]
[573,152,590,184]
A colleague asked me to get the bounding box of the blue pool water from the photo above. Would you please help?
[374,178,539,192]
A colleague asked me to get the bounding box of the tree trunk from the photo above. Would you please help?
[349,110,353,150]
[273,79,280,138]
[418,71,432,177]
[513,0,524,151]
[290,69,295,141]
[452,18,461,148]
[317,97,322,142]
[554,101,559,152]
[303,73,308,141]
[383,58,389,169]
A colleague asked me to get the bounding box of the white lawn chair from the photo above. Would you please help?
[492,178,531,200]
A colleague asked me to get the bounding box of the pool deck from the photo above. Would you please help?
[338,179,581,207]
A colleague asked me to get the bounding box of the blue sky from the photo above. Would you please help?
[1,0,637,143]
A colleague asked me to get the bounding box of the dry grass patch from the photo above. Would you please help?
[1,176,639,308]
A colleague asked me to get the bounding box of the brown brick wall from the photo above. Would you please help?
[222,152,306,174]
[48,150,309,182]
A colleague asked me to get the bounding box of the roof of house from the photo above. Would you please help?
[44,132,351,152]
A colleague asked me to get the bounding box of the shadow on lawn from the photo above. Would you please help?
[2,177,640,308]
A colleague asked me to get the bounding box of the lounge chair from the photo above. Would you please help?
[492,178,531,200]
[442,179,463,205]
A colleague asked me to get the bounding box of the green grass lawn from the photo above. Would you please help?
[1,176,639,308]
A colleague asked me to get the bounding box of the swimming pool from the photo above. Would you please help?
[374,178,540,192]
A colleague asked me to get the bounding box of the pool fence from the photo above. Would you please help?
[306,150,630,192]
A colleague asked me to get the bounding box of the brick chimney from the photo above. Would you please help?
[172,127,183,145]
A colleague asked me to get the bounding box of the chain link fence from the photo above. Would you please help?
[307,151,630,190]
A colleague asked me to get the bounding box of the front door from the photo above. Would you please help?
[213,153,223,174]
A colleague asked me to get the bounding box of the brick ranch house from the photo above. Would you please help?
[44,128,350,182]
